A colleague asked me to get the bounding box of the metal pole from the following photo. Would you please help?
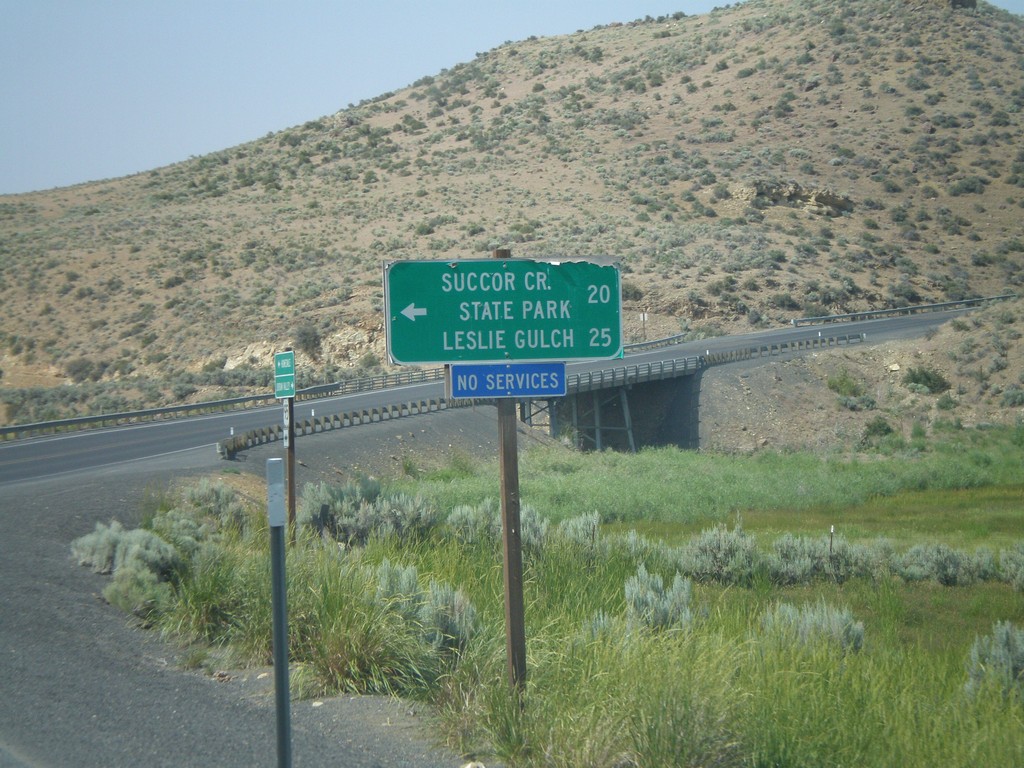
[286,395,295,537]
[266,458,293,768]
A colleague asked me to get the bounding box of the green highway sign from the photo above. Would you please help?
[274,350,296,399]
[385,259,622,364]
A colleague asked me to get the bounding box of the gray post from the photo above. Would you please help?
[285,396,296,543]
[267,458,292,768]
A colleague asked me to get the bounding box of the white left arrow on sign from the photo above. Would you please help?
[401,303,428,321]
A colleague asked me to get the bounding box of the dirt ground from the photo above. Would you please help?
[699,323,1024,455]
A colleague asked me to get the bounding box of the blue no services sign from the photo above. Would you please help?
[449,363,566,398]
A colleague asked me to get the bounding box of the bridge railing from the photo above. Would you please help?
[569,356,704,393]
[218,331,867,457]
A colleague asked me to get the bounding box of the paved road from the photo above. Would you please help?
[0,382,447,486]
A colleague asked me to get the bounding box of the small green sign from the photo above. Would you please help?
[384,259,622,364]
[274,351,295,399]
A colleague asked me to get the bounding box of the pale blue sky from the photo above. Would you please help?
[2,0,1021,194]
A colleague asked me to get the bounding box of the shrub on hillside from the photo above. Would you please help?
[65,357,105,383]
[183,479,249,531]
[557,511,601,548]
[371,494,439,542]
[445,499,499,545]
[861,416,894,446]
[72,520,126,574]
[1000,387,1024,407]
[375,558,424,624]
[142,481,252,559]
[1000,543,1024,592]
[838,394,877,411]
[298,478,381,541]
[294,322,322,360]
[972,547,998,582]
[902,366,951,394]
[948,176,988,196]
[111,527,183,581]
[827,368,865,398]
[303,489,440,544]
[149,506,218,560]
[442,499,548,552]
[766,533,863,585]
[72,520,181,617]
[516,505,549,552]
[103,564,172,620]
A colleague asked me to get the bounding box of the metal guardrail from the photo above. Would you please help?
[0,336,682,440]
[216,396,465,460]
[703,332,864,364]
[791,294,1016,327]
[4,291,1006,440]
[621,331,691,353]
[0,367,444,441]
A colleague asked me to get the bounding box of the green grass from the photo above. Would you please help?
[394,426,1024,529]
[73,426,1024,766]
[613,485,1024,550]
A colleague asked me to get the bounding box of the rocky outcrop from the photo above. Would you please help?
[908,0,976,9]
[733,180,853,217]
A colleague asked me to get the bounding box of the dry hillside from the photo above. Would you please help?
[699,296,1024,452]
[1,0,1023,443]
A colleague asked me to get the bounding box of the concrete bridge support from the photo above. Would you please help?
[641,371,702,450]
[568,387,637,452]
